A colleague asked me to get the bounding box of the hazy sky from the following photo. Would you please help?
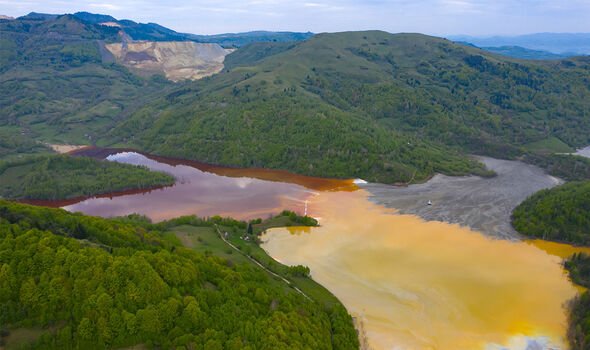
[1,0,589,36]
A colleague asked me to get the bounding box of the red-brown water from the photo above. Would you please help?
[51,150,354,222]
[32,149,587,349]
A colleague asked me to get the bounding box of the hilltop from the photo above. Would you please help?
[0,12,313,150]
[0,13,173,147]
[14,11,313,47]
[107,30,590,182]
[2,15,590,183]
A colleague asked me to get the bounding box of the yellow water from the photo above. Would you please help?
[262,190,587,350]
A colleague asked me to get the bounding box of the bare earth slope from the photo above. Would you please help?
[105,41,233,81]
[363,157,562,239]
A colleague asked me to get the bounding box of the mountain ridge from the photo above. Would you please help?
[106,30,590,182]
[12,11,313,47]
[449,33,590,55]
[2,14,590,183]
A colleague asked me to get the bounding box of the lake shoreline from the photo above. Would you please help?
[362,156,562,239]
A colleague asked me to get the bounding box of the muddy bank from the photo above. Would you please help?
[362,157,561,239]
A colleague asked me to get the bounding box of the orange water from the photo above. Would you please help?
[53,151,587,349]
[262,190,586,350]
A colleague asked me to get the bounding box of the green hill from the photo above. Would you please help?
[0,14,173,147]
[3,23,590,183]
[512,181,590,244]
[0,155,174,200]
[0,200,358,349]
[108,31,590,182]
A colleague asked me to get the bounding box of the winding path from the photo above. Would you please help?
[213,224,312,301]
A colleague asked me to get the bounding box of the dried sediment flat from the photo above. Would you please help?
[105,41,233,81]
[576,145,590,158]
[362,157,562,239]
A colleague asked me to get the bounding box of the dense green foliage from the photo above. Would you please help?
[567,292,590,350]
[0,14,173,146]
[565,253,590,288]
[4,20,590,182]
[0,155,174,200]
[512,181,590,244]
[0,129,49,161]
[522,154,590,181]
[0,200,359,349]
[276,210,319,227]
[563,254,590,349]
[109,31,590,182]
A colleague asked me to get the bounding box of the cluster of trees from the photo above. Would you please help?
[511,181,590,245]
[278,210,319,227]
[0,155,174,200]
[563,254,590,349]
[0,129,48,160]
[522,154,590,181]
[512,182,590,349]
[565,253,590,288]
[0,200,359,349]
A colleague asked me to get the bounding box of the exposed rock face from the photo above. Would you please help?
[105,41,233,81]
[100,22,121,27]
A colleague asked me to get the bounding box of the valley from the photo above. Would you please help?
[2,8,590,350]
[19,149,589,349]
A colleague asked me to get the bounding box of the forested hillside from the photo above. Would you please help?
[512,181,590,244]
[561,253,590,349]
[3,19,590,183]
[0,201,358,349]
[0,155,174,200]
[109,31,590,183]
[0,14,174,146]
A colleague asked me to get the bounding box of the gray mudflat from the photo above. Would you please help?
[362,157,562,239]
[576,146,590,159]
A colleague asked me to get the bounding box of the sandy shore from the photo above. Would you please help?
[362,157,562,239]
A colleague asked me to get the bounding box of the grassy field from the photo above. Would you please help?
[171,225,251,265]
[170,217,346,310]
[1,327,46,350]
[524,136,575,154]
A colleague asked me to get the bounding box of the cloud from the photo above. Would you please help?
[0,0,589,36]
[88,3,122,11]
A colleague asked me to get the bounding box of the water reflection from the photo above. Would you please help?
[262,190,582,350]
[39,149,587,349]
[62,151,346,221]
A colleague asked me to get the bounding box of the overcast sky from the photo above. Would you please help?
[1,0,589,36]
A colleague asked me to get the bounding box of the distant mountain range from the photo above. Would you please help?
[13,11,313,47]
[449,33,590,56]
[455,42,573,60]
[3,11,590,183]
